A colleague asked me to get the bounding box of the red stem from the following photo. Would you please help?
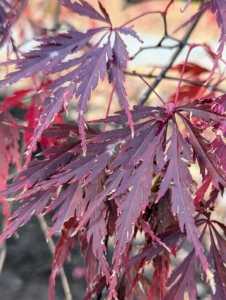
[174,43,202,106]
[119,0,174,28]
[133,71,166,105]
[103,84,115,132]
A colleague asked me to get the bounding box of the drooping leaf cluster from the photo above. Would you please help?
[0,1,226,299]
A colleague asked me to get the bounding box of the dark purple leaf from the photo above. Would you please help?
[85,177,110,282]
[49,216,78,300]
[163,249,197,300]
[209,226,226,299]
[177,99,226,123]
[179,114,226,188]
[111,125,166,275]
[207,0,226,80]
[0,188,56,243]
[60,0,111,24]
[121,224,183,268]
[0,29,98,87]
[109,31,134,135]
[156,122,208,269]
[173,2,210,34]
[212,135,226,171]
[117,26,143,43]
[0,0,28,47]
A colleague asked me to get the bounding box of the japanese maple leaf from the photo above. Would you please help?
[0,111,21,221]
[178,114,226,188]
[181,0,192,12]
[49,216,78,300]
[121,224,183,269]
[208,222,226,299]
[85,176,110,283]
[179,0,226,81]
[0,188,56,242]
[168,85,209,106]
[149,251,170,300]
[210,242,226,299]
[163,249,198,300]
[104,122,166,297]
[24,96,63,153]
[0,88,31,111]
[2,102,225,298]
[117,267,151,300]
[207,0,226,80]
[108,31,134,137]
[0,140,78,198]
[212,135,226,171]
[0,1,141,154]
[156,122,208,269]
[60,0,111,24]
[0,0,28,46]
[82,237,96,288]
[177,99,226,124]
[171,62,210,79]
[173,2,210,35]
[83,274,106,300]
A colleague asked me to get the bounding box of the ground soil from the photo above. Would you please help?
[0,209,87,300]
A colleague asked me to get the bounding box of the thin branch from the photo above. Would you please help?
[139,10,202,105]
[52,0,61,31]
[37,215,72,300]
[103,84,115,132]
[96,234,109,300]
[133,71,166,105]
[128,1,183,60]
[125,71,226,94]
[0,202,12,274]
[131,34,191,60]
[163,14,168,36]
[131,43,180,60]
[120,0,173,28]
[119,10,162,28]
[0,240,6,274]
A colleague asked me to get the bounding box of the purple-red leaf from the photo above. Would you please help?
[27,84,76,154]
[0,29,100,87]
[208,224,226,299]
[212,135,226,171]
[60,0,111,24]
[179,114,226,188]
[163,249,197,300]
[177,99,226,123]
[49,216,78,300]
[207,0,226,81]
[111,125,165,267]
[47,182,83,238]
[109,31,134,135]
[0,0,28,46]
[117,26,143,43]
[156,122,208,269]
[0,188,56,244]
[0,89,31,111]
[181,0,192,12]
[121,224,183,268]
[0,22,141,154]
[173,2,210,34]
[0,111,21,220]
[85,177,110,282]
[0,112,20,191]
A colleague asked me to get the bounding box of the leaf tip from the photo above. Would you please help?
[206,268,216,294]
[131,127,134,138]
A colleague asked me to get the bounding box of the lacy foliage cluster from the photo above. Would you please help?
[0,0,226,299]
